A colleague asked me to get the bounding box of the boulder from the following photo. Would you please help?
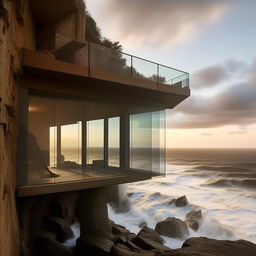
[111,243,154,256]
[139,221,147,228]
[132,236,170,251]
[44,216,73,243]
[112,223,134,242]
[50,192,79,225]
[160,248,215,256]
[185,210,202,231]
[155,217,189,239]
[174,196,188,207]
[76,235,114,256]
[137,226,164,244]
[182,237,256,256]
[31,236,73,256]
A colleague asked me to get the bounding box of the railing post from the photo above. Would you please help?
[157,64,160,88]
[131,56,133,78]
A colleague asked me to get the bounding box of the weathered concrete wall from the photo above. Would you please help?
[0,1,36,255]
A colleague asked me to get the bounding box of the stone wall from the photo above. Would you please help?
[0,1,36,255]
[0,0,86,255]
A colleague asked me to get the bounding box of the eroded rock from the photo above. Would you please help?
[44,216,74,243]
[137,226,164,244]
[185,210,202,231]
[132,236,170,251]
[76,235,114,256]
[31,236,73,256]
[182,237,256,256]
[155,217,189,239]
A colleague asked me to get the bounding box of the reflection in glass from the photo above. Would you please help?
[87,119,104,166]
[28,96,55,184]
[130,112,152,171]
[108,117,120,167]
[49,126,57,168]
[130,111,166,174]
[132,58,157,82]
[61,122,82,165]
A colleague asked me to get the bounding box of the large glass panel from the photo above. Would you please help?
[90,43,132,77]
[159,65,189,87]
[87,119,104,166]
[55,99,82,182]
[130,112,152,171]
[28,95,55,185]
[152,110,166,175]
[130,111,166,175]
[108,117,120,167]
[132,57,157,82]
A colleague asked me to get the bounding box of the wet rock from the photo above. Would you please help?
[155,217,189,239]
[174,196,188,207]
[161,248,215,256]
[139,221,148,228]
[132,236,170,251]
[125,241,142,251]
[150,192,161,198]
[50,192,79,225]
[31,236,73,256]
[112,243,154,256]
[137,226,164,244]
[182,237,256,256]
[185,210,202,231]
[112,223,133,242]
[76,235,114,256]
[44,216,73,243]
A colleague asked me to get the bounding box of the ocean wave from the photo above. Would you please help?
[203,178,256,189]
[194,165,255,173]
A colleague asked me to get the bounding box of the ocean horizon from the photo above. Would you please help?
[63,148,256,249]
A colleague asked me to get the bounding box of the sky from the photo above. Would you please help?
[85,0,256,148]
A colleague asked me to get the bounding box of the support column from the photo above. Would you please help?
[104,118,108,168]
[77,188,110,238]
[120,114,130,169]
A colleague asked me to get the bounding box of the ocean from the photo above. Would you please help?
[65,148,256,249]
[108,148,256,248]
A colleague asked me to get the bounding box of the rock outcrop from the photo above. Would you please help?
[185,210,202,231]
[170,195,188,207]
[155,217,189,239]
[137,226,164,244]
[182,237,256,256]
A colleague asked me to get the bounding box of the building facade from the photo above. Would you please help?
[0,0,189,255]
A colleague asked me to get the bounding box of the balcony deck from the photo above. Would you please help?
[19,40,190,111]
[16,166,154,197]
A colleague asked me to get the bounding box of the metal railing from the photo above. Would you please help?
[54,32,189,88]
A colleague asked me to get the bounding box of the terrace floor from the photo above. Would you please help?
[16,166,153,197]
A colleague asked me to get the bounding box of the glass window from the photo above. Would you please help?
[108,117,120,167]
[87,119,104,166]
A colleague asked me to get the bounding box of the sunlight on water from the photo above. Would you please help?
[108,148,256,249]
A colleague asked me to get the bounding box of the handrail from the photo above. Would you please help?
[54,31,190,88]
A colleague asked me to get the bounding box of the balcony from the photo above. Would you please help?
[17,32,189,197]
[20,32,190,111]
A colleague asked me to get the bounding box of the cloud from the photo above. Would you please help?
[201,133,212,136]
[85,0,231,49]
[167,59,256,129]
[191,59,246,88]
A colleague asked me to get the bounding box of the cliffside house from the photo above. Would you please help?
[15,1,190,198]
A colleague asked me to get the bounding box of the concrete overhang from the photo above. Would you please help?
[19,48,190,112]
[30,0,79,25]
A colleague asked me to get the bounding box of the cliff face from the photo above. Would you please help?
[0,1,36,255]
